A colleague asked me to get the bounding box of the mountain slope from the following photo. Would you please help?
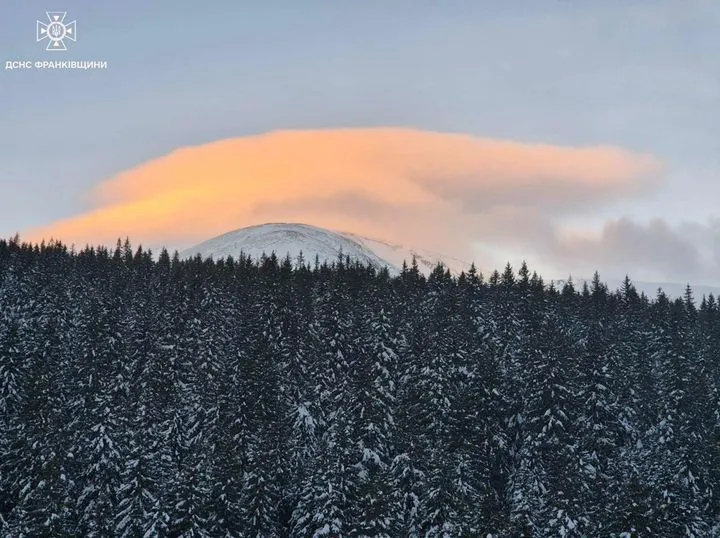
[180,222,402,274]
[182,222,472,276]
[182,222,720,300]
[339,231,471,276]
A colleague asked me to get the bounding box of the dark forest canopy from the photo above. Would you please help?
[0,236,719,537]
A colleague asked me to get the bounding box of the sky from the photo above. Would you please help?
[0,1,718,284]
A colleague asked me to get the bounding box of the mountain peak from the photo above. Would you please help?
[181,222,401,274]
[181,222,471,276]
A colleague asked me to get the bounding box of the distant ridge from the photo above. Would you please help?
[181,222,401,274]
[550,278,720,302]
[181,222,471,277]
[181,222,719,299]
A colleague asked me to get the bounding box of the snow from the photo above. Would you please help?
[180,222,472,276]
[340,229,470,276]
[184,223,720,289]
[181,222,397,274]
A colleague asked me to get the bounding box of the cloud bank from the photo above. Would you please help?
[25,127,678,279]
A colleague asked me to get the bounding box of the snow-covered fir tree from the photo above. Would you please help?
[0,238,719,536]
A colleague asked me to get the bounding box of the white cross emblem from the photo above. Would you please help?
[37,12,76,51]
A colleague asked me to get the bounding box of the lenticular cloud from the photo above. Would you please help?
[25,128,660,259]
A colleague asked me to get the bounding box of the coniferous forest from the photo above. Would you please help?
[1,236,719,537]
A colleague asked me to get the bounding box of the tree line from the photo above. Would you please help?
[0,236,718,537]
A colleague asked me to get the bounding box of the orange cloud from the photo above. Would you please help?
[24,128,661,259]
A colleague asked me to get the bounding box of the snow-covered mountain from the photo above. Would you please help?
[339,231,471,276]
[182,223,720,300]
[181,223,472,277]
[182,223,391,275]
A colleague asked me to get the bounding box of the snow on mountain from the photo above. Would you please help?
[181,223,402,274]
[182,223,718,300]
[339,231,471,276]
[181,222,472,277]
